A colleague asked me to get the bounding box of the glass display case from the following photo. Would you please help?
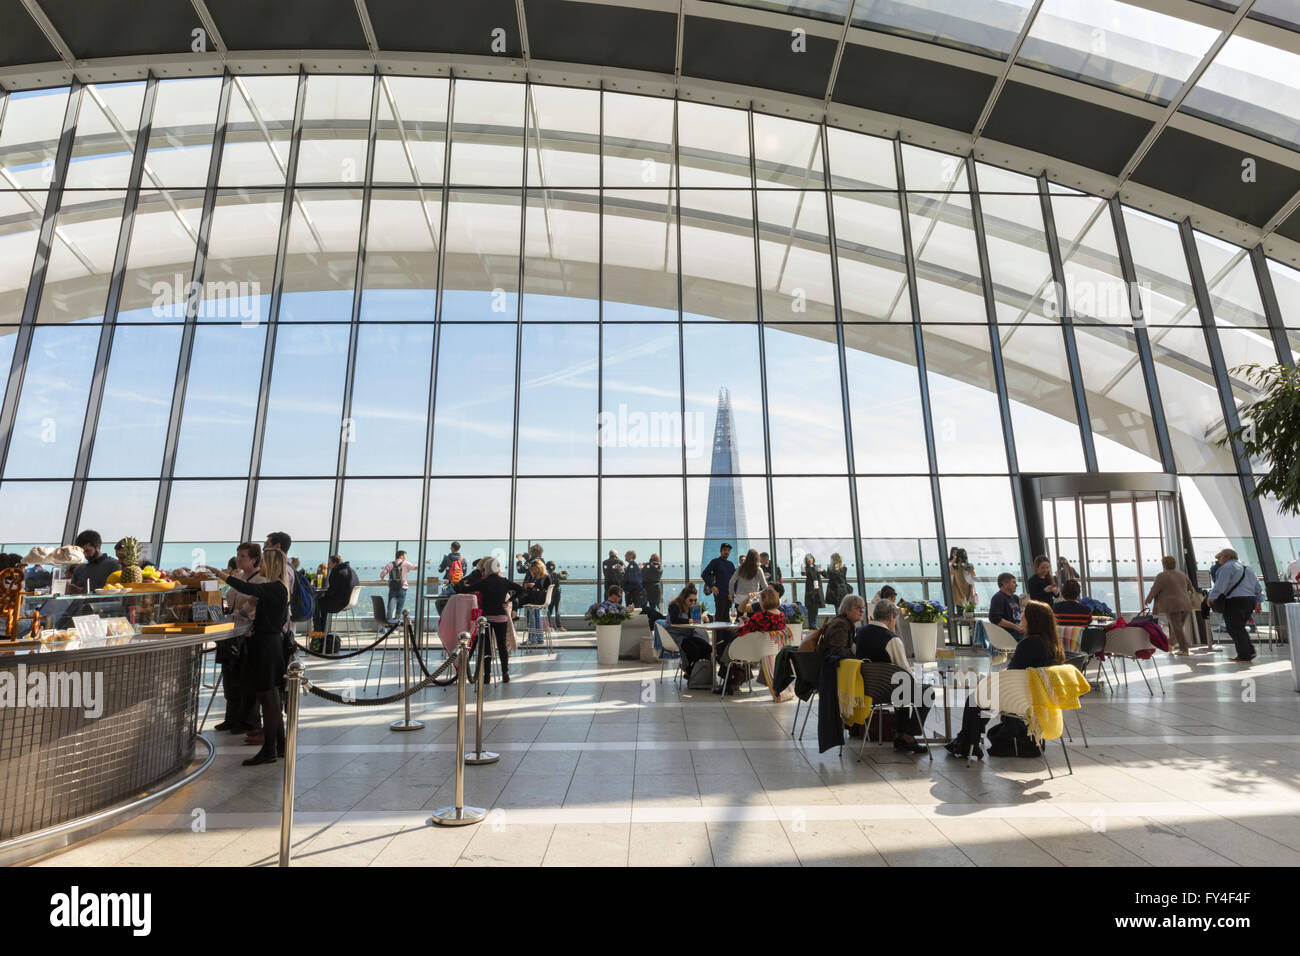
[9,586,220,642]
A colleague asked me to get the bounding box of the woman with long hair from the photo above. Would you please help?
[454,556,523,683]
[1026,554,1059,606]
[519,558,552,646]
[728,548,768,613]
[667,583,710,670]
[824,552,850,611]
[949,546,975,608]
[803,554,825,627]
[206,549,291,766]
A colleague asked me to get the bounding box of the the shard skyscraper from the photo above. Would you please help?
[701,387,748,569]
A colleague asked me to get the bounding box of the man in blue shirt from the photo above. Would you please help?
[701,543,736,623]
[1207,548,1264,662]
[988,572,1024,636]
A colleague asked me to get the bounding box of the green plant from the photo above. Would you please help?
[902,600,947,624]
[1220,364,1300,514]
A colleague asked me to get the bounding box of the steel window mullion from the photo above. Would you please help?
[412,74,455,645]
[1179,218,1279,583]
[967,156,1032,577]
[1038,174,1098,473]
[748,107,778,571]
[1109,195,1176,473]
[1249,245,1293,369]
[0,80,82,483]
[594,86,604,596]
[241,68,308,543]
[150,71,233,558]
[821,123,865,598]
[895,139,950,613]
[674,92,690,587]
[507,80,528,583]
[64,76,160,547]
[328,70,381,556]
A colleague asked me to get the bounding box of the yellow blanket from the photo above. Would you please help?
[1026,665,1091,745]
[837,659,871,727]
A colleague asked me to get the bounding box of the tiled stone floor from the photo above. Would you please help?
[34,633,1300,867]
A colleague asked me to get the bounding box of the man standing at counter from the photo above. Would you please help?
[69,530,120,593]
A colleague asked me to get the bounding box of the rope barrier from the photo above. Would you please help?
[299,665,450,706]
[291,624,399,660]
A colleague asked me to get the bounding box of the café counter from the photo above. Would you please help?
[0,610,249,865]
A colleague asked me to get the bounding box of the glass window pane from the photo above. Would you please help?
[902,144,968,191]
[526,85,599,187]
[602,92,674,189]
[940,475,1022,581]
[200,189,281,323]
[980,192,1057,323]
[601,324,683,475]
[359,189,440,321]
[757,189,835,323]
[1020,0,1218,104]
[857,475,937,585]
[66,82,146,189]
[339,478,421,540]
[773,476,855,584]
[687,474,770,572]
[523,189,598,321]
[715,0,850,24]
[161,479,246,560]
[1180,474,1259,571]
[603,189,677,322]
[1193,230,1268,329]
[219,75,299,188]
[278,189,362,323]
[0,87,71,188]
[36,190,127,324]
[680,189,756,321]
[296,74,373,185]
[253,478,335,552]
[117,189,203,322]
[999,325,1087,471]
[826,127,896,190]
[1122,207,1199,327]
[516,477,597,540]
[850,0,1035,58]
[1268,258,1300,328]
[88,325,182,478]
[1074,325,1163,470]
[602,478,684,538]
[428,477,511,541]
[832,192,909,322]
[344,324,433,476]
[1146,324,1237,472]
[0,481,71,546]
[1259,492,1300,579]
[79,480,157,547]
[4,326,97,479]
[765,325,848,473]
[373,76,448,186]
[844,324,930,473]
[683,325,767,475]
[448,80,525,187]
[0,190,44,324]
[516,324,598,474]
[173,325,266,477]
[1182,35,1300,150]
[1250,0,1300,30]
[442,189,520,321]
[1051,195,1131,324]
[908,192,985,322]
[923,325,1009,472]
[678,102,751,189]
[259,324,349,475]
[430,323,516,475]
[752,114,823,190]
[145,77,222,189]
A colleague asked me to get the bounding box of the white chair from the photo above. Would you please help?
[653,619,684,686]
[331,585,363,646]
[973,669,1076,777]
[721,631,778,697]
[1102,626,1165,696]
[983,620,1020,653]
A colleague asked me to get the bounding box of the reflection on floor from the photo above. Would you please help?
[36,630,1300,867]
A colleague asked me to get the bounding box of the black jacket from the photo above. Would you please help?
[519,573,552,606]
[455,574,523,616]
[1008,634,1057,670]
[603,557,625,588]
[642,561,663,604]
[803,565,825,612]
[321,562,358,613]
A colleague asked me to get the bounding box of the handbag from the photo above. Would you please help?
[1209,567,1246,614]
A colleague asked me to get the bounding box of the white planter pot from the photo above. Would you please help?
[788,622,803,645]
[595,624,623,665]
[910,621,939,663]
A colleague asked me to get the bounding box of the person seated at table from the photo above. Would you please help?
[818,594,866,656]
[1025,555,1059,607]
[868,585,897,620]
[945,600,1065,759]
[988,572,1024,636]
[312,554,358,634]
[737,587,786,637]
[1052,578,1093,628]
[666,584,711,671]
[518,559,552,646]
[854,599,928,754]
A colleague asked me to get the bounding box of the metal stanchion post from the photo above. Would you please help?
[466,618,499,765]
[279,661,304,867]
[390,610,424,732]
[429,635,486,827]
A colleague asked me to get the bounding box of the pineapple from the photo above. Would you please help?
[119,537,143,584]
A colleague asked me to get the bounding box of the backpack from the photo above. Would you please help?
[387,560,404,586]
[688,660,714,690]
[448,556,465,585]
[289,568,313,623]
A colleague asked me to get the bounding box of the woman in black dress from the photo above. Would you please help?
[824,553,851,613]
[206,549,290,766]
[802,554,825,627]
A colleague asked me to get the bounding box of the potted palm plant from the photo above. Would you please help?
[586,599,634,664]
[901,599,947,662]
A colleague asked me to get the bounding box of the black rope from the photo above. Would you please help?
[299,663,453,706]
[292,624,399,660]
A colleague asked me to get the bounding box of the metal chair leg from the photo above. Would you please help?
[1076,710,1088,748]
[1060,736,1073,775]
[799,694,815,741]
[720,661,733,701]
[791,699,802,737]
[913,705,932,762]
[1149,654,1165,694]
[1133,657,1154,696]
[1042,746,1055,779]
